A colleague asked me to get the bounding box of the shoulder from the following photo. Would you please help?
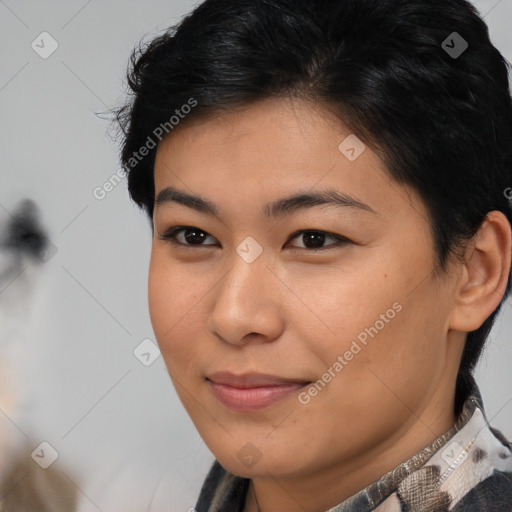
[445,420,512,511]
[194,460,250,512]
[451,470,512,511]
[394,409,512,511]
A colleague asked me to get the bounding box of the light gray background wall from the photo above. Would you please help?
[0,1,511,511]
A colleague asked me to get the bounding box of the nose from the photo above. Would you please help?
[205,252,284,346]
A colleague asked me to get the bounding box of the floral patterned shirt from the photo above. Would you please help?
[194,375,512,511]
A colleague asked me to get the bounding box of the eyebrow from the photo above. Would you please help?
[155,185,378,219]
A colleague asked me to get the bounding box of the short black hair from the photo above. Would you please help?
[114,0,512,411]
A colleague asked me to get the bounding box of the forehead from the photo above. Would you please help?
[153,97,428,224]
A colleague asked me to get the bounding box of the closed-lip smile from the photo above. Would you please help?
[206,371,311,411]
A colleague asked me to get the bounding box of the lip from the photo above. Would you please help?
[206,372,310,412]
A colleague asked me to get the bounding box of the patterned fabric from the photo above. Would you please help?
[194,375,512,511]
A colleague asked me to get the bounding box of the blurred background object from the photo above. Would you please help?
[0,199,77,511]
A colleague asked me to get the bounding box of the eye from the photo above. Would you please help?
[285,230,350,250]
[159,226,350,251]
[158,226,218,247]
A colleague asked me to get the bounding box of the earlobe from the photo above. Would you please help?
[449,211,512,333]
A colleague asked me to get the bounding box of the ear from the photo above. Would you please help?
[449,211,512,332]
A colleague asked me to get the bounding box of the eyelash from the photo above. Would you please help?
[158,226,351,251]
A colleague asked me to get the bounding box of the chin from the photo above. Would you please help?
[211,441,303,480]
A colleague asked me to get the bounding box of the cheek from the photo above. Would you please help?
[148,252,193,348]
[148,252,172,338]
[297,261,403,354]
[302,255,440,396]
[147,251,210,372]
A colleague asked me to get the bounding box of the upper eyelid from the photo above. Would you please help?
[159,226,218,242]
[159,226,347,247]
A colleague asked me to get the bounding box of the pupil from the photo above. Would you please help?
[185,229,206,244]
[304,231,325,248]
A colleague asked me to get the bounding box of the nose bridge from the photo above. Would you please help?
[220,247,272,309]
[207,245,283,344]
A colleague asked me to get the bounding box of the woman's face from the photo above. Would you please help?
[149,98,463,482]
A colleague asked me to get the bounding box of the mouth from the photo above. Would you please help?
[206,371,311,412]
